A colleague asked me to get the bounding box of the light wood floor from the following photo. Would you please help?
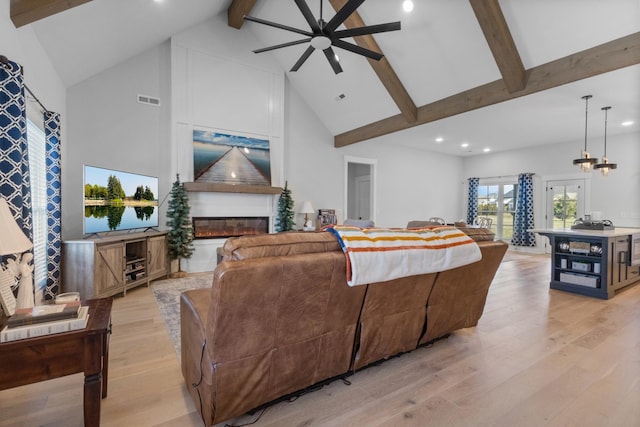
[1,251,639,427]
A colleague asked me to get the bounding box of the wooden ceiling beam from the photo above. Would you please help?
[228,0,257,29]
[10,0,92,28]
[335,31,640,147]
[329,0,417,123]
[469,0,526,92]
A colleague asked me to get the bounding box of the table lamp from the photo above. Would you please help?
[0,198,34,309]
[300,201,315,231]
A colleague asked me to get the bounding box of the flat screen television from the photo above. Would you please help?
[83,165,159,234]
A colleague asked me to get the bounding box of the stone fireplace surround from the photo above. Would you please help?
[182,183,281,273]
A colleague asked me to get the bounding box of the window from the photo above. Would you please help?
[477,181,517,241]
[27,118,47,299]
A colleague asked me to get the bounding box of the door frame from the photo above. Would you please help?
[540,173,591,252]
[344,155,377,224]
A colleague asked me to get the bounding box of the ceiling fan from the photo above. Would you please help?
[243,0,401,74]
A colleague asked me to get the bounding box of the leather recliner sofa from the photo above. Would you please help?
[180,230,507,425]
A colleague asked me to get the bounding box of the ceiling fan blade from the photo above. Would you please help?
[323,47,343,74]
[244,15,313,37]
[332,39,383,61]
[253,38,312,54]
[333,21,401,39]
[324,0,365,33]
[294,0,321,33]
[290,45,316,72]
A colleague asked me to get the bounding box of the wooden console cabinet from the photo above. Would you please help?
[62,231,168,299]
[533,228,640,299]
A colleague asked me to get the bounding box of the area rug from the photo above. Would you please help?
[151,273,213,358]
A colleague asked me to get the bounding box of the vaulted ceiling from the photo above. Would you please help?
[13,0,640,157]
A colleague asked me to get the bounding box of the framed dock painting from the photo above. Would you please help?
[193,130,271,186]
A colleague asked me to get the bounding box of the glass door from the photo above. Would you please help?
[477,182,517,241]
[546,180,585,229]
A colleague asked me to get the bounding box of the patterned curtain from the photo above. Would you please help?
[466,177,479,224]
[512,173,536,246]
[45,112,61,299]
[0,60,32,242]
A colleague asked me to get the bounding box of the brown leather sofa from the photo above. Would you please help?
[180,231,507,426]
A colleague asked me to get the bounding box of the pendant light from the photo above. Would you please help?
[573,95,598,172]
[594,106,617,176]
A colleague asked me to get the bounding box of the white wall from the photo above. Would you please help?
[62,13,467,251]
[170,14,285,184]
[0,3,66,121]
[65,43,172,239]
[284,75,465,228]
[462,131,640,229]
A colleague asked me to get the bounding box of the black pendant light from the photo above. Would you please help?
[594,106,617,176]
[573,95,598,172]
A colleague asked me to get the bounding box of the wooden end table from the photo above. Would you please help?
[0,298,113,427]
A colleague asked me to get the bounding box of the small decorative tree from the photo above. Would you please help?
[166,174,194,276]
[276,181,295,232]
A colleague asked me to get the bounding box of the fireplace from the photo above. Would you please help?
[193,216,269,239]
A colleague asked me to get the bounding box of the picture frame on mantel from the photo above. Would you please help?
[192,129,271,186]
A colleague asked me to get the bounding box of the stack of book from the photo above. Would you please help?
[1,302,89,343]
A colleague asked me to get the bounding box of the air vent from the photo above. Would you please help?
[335,93,346,102]
[137,94,161,106]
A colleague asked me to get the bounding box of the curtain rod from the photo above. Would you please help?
[0,54,52,115]
[473,172,536,180]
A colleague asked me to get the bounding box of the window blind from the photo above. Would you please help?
[27,118,47,298]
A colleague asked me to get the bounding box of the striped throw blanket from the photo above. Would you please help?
[326,225,482,286]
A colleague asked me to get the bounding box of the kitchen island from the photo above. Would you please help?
[531,228,640,299]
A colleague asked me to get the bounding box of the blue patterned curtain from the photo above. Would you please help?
[512,173,536,246]
[0,60,32,242]
[466,177,479,224]
[45,112,61,299]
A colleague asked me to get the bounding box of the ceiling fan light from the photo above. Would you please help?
[311,36,331,50]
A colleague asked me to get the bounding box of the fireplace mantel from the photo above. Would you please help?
[184,182,282,194]
[184,182,280,272]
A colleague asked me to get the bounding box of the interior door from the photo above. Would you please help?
[354,175,371,220]
[345,156,376,223]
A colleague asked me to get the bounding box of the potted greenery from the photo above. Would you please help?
[166,174,194,277]
[276,181,295,232]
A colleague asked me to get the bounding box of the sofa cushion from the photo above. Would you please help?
[419,240,507,344]
[221,232,341,261]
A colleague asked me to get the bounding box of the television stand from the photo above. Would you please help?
[83,232,104,240]
[63,230,168,299]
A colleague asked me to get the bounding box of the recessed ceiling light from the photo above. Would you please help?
[621,120,634,126]
[461,142,469,148]
[483,148,491,153]
[435,137,443,143]
[402,0,414,13]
